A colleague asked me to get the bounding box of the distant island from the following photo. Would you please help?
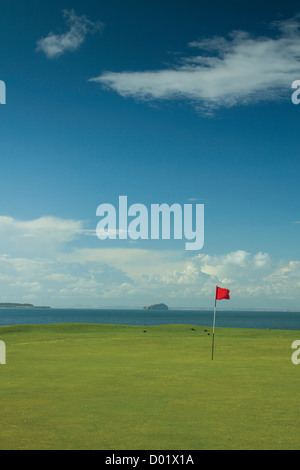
[143,303,169,311]
[0,303,51,309]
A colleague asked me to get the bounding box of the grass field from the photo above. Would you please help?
[0,323,299,450]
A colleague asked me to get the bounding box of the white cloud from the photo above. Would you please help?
[90,15,300,113]
[254,252,270,268]
[0,214,81,238]
[0,215,92,256]
[265,260,300,280]
[57,247,299,306]
[36,9,103,59]
[0,214,298,307]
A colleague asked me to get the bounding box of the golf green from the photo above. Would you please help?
[0,323,299,450]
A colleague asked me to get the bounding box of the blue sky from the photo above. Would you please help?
[0,0,299,309]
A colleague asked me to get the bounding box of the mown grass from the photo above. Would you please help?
[0,323,299,450]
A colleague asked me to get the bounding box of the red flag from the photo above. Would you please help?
[215,286,230,300]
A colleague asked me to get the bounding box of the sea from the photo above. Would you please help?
[0,308,299,330]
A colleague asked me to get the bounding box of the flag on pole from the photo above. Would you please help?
[215,286,230,300]
[212,286,230,360]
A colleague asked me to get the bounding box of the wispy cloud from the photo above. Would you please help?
[90,14,300,113]
[36,9,103,59]
[0,215,88,255]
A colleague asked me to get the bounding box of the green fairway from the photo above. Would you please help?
[0,323,299,450]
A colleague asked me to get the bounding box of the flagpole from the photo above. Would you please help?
[212,297,217,360]
[211,286,230,360]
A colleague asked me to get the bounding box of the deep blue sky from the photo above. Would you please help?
[0,1,299,308]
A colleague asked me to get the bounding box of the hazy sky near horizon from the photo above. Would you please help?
[0,0,299,309]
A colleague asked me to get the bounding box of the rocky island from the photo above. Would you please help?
[143,303,169,311]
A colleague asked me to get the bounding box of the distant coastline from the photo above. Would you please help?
[0,303,51,309]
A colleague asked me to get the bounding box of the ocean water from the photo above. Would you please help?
[0,308,299,330]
